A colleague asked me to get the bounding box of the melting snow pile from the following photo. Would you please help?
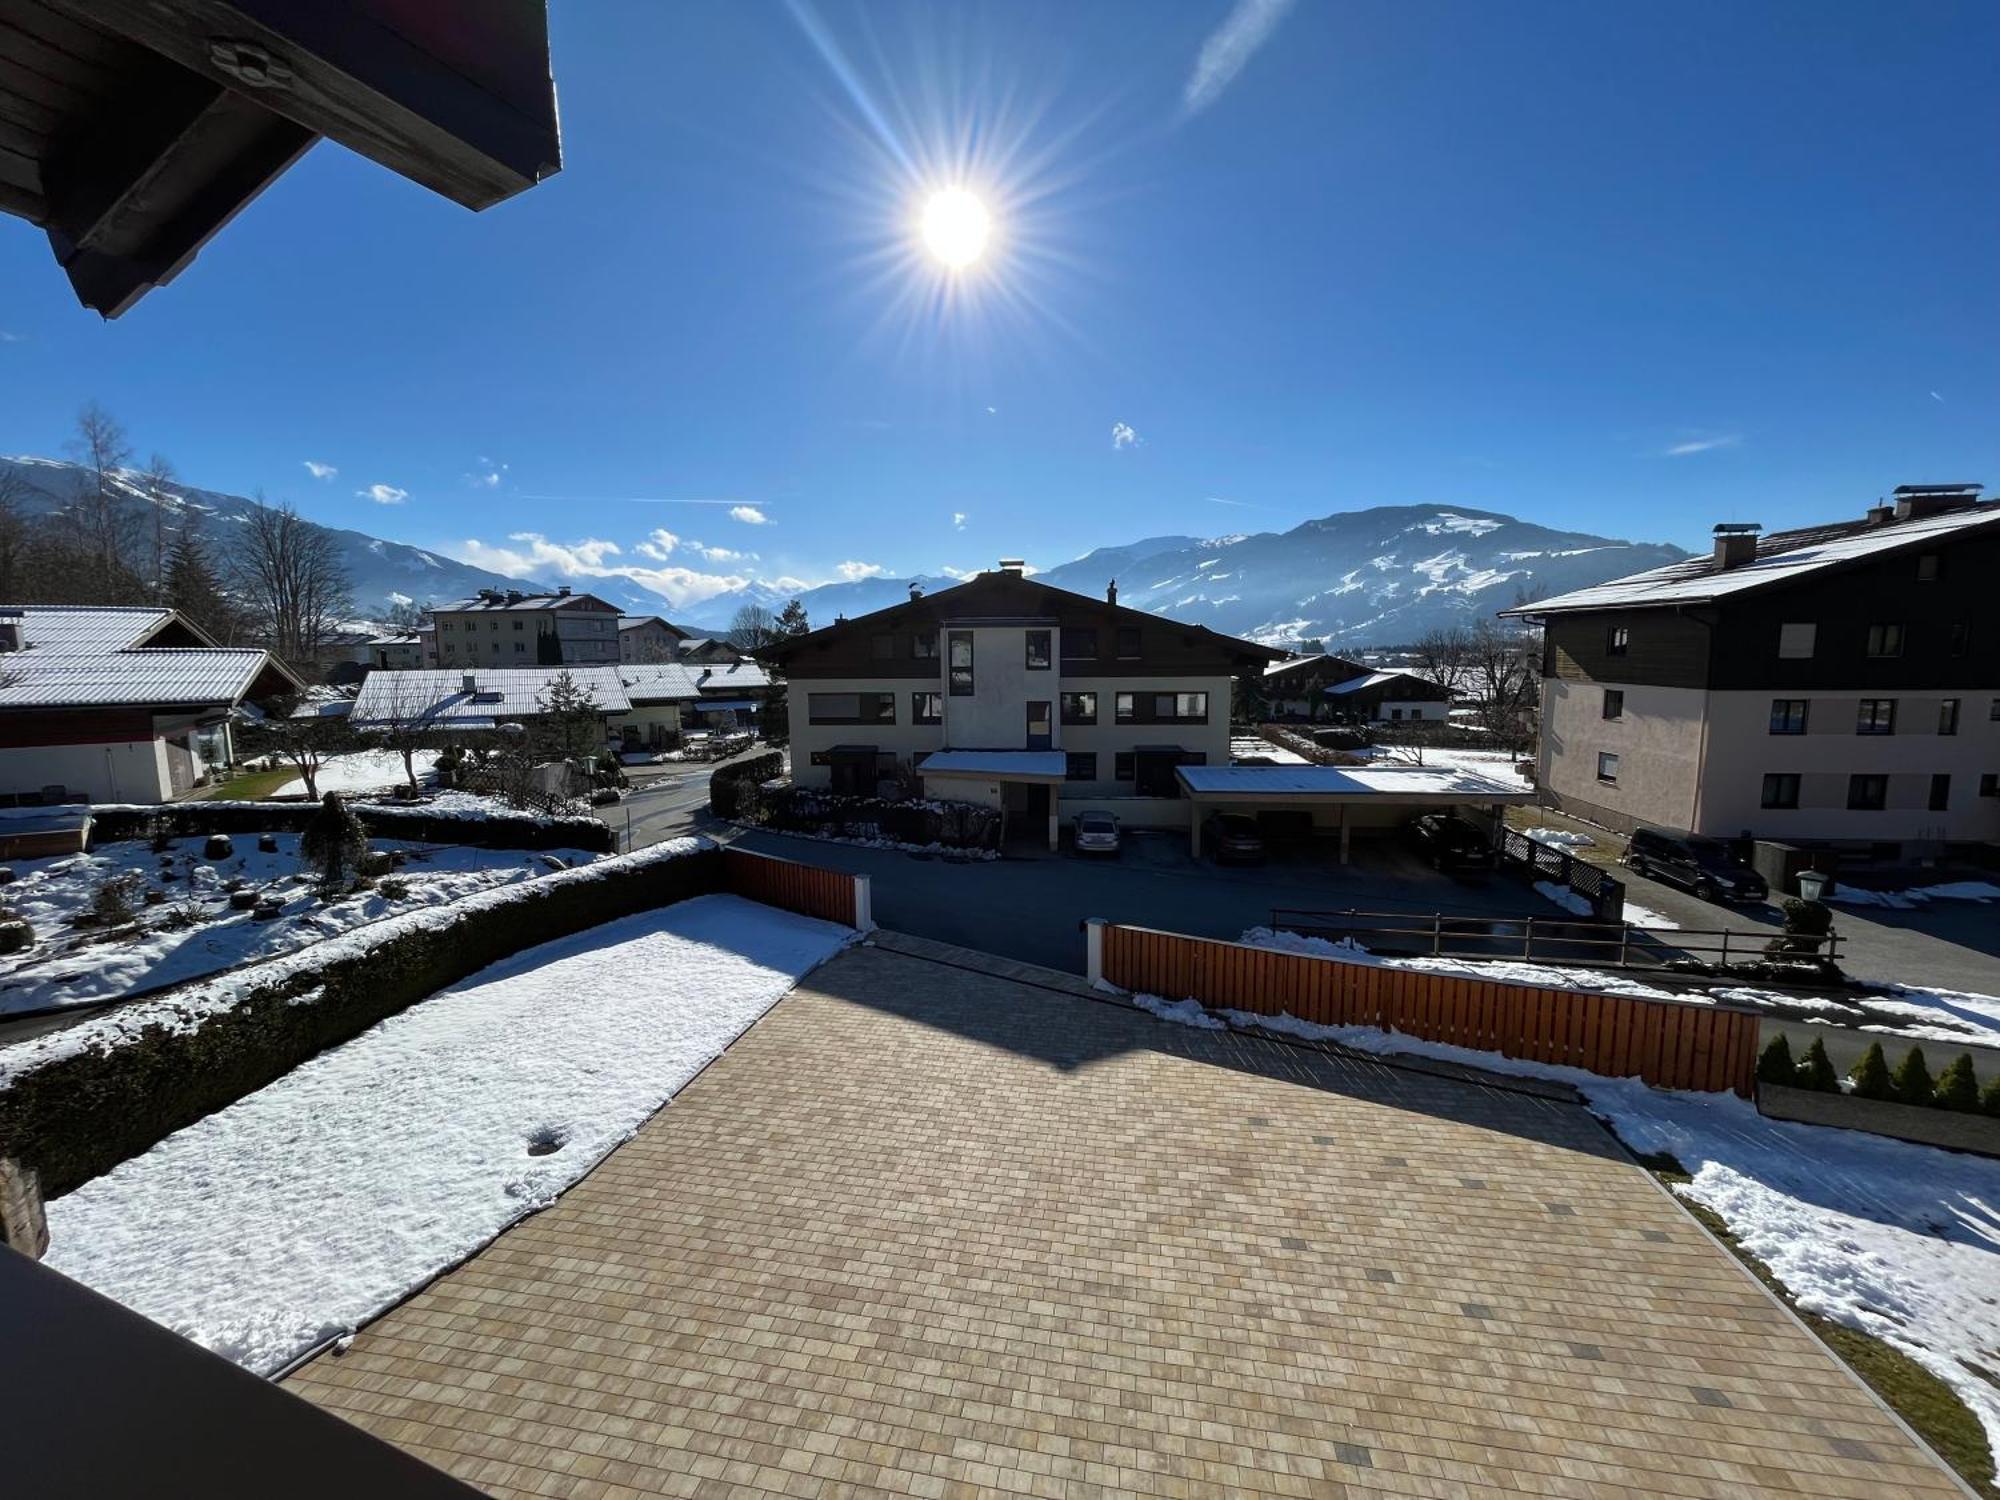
[44,893,853,1376]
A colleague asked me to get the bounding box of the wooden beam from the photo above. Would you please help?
[49,0,561,209]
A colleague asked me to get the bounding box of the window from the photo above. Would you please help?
[1060,691,1097,725]
[1025,630,1051,670]
[1948,621,1970,658]
[440,620,453,632]
[1929,774,1951,813]
[948,630,974,695]
[1596,752,1620,785]
[1982,773,1999,798]
[1064,752,1096,782]
[1865,623,1904,658]
[870,633,895,660]
[1916,553,1941,582]
[513,619,523,630]
[1605,624,1629,657]
[1156,692,1208,722]
[1856,699,1896,735]
[1760,773,1800,810]
[1769,699,1809,735]
[912,629,938,659]
[1114,752,1135,782]
[1992,698,2000,722]
[1847,774,1887,811]
[1026,700,1051,748]
[1940,699,1961,736]
[807,692,896,725]
[1061,627,1097,661]
[1777,622,1816,659]
[1388,708,1403,721]
[1115,625,1141,659]
[912,692,942,725]
[1602,689,1624,721]
[513,641,525,654]
[1115,692,1135,723]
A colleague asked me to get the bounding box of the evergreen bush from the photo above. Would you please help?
[299,792,369,887]
[1983,1074,2000,1119]
[1847,1041,1893,1101]
[1889,1046,1934,1108]
[1755,1033,1795,1086]
[1793,1038,1838,1093]
[1933,1054,1980,1113]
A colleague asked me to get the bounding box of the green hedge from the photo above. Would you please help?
[0,844,720,1197]
[708,750,785,819]
[85,800,615,853]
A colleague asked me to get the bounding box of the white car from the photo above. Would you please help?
[1073,810,1121,856]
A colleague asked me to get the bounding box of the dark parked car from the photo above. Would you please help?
[1404,812,1495,871]
[1202,812,1267,865]
[1623,827,1768,903]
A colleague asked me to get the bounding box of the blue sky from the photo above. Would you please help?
[1,0,1995,608]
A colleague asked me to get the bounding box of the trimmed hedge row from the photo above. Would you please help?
[84,800,615,853]
[757,786,1002,851]
[0,844,720,1197]
[708,751,785,819]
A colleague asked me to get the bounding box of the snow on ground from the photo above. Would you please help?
[1851,985,2000,1047]
[740,824,1001,861]
[1829,880,2000,910]
[1244,925,1689,1001]
[44,894,853,1376]
[1532,879,1595,918]
[1228,735,1309,765]
[1124,985,2000,1467]
[0,834,594,1015]
[274,748,441,798]
[1521,825,1595,849]
[1621,901,1681,931]
[1355,745,1534,790]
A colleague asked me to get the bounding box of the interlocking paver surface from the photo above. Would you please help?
[290,939,1964,1498]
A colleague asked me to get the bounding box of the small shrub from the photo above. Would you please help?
[299,792,369,887]
[0,917,33,954]
[377,877,410,901]
[357,849,394,878]
[90,872,145,928]
[1794,1038,1838,1093]
[1934,1054,1980,1113]
[147,817,174,854]
[1755,1033,1795,1086]
[1983,1074,2000,1119]
[1848,1042,1894,1101]
[1890,1046,1934,1108]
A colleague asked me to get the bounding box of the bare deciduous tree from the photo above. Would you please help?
[1466,619,1540,757]
[363,674,444,793]
[0,467,29,601]
[62,402,143,596]
[1409,625,1471,697]
[727,603,778,652]
[232,498,352,674]
[245,701,353,801]
[136,452,178,597]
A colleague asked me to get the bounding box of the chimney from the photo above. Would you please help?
[1865,502,1895,526]
[0,609,22,653]
[1711,523,1761,569]
[908,581,924,602]
[1106,578,1118,606]
[997,558,1025,576]
[504,589,523,605]
[556,585,572,597]
[461,672,476,694]
[1892,483,1982,522]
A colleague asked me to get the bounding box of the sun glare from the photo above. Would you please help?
[920,188,991,268]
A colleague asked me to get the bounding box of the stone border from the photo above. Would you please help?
[1759,1083,2000,1158]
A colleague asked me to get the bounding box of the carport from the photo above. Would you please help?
[917,750,1069,850]
[1177,764,1534,861]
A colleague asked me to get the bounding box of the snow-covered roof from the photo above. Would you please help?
[433,591,616,614]
[0,605,297,710]
[1176,764,1533,801]
[1507,502,2000,616]
[617,663,705,701]
[917,750,1069,780]
[1326,670,1402,694]
[351,666,631,723]
[698,661,770,692]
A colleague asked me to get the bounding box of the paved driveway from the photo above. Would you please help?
[722,828,1562,974]
[291,939,1961,1498]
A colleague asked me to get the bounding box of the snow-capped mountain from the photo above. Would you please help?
[0,456,544,620]
[686,506,1686,646]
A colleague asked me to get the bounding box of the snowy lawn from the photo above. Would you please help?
[1124,984,2000,1473]
[1354,745,1533,790]
[0,834,594,1015]
[43,894,853,1376]
[1228,735,1309,765]
[274,748,441,799]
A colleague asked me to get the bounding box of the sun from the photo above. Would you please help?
[919,187,992,269]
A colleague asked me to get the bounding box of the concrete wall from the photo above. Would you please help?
[0,739,169,802]
[942,625,1041,748]
[1539,677,1705,832]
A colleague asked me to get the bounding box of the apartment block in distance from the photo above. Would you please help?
[1503,484,2000,856]
[760,562,1281,846]
[425,588,620,668]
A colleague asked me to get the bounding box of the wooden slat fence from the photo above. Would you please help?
[1099,922,1759,1096]
[721,847,864,929]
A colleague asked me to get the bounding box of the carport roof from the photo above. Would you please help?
[1177,764,1532,801]
[918,750,1069,780]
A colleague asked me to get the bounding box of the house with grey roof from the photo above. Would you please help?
[1501,485,2000,857]
[350,667,631,732]
[0,605,302,804]
[424,588,621,669]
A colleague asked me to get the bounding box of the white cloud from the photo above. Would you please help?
[450,532,749,609]
[728,505,771,525]
[1930,390,1945,404]
[358,483,408,504]
[835,561,887,582]
[0,330,23,344]
[303,460,337,480]
[938,565,978,580]
[466,458,508,488]
[386,591,413,608]
[1111,422,1140,450]
[952,511,968,530]
[1183,0,1296,118]
[692,542,753,563]
[1663,434,1741,457]
[634,528,680,560]
[764,575,814,594]
[1206,496,1262,508]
